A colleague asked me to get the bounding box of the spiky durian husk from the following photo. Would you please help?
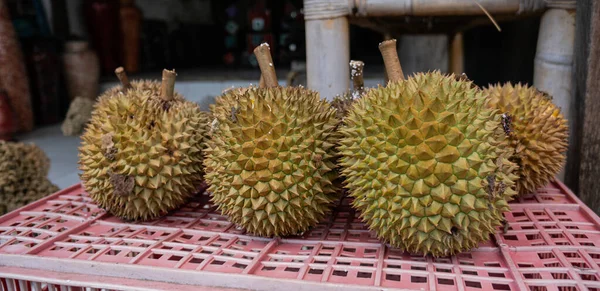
[79,82,210,221]
[0,141,58,215]
[484,83,568,195]
[204,86,338,237]
[338,71,517,256]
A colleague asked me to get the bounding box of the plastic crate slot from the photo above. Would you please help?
[150,253,163,260]
[309,268,324,275]
[211,260,226,265]
[488,272,506,278]
[232,263,247,269]
[550,233,565,239]
[411,265,426,271]
[261,265,276,271]
[86,248,100,254]
[559,218,573,222]
[544,262,562,267]
[571,262,590,269]
[314,260,328,264]
[359,263,374,267]
[460,261,475,266]
[387,264,402,269]
[485,262,502,267]
[538,252,556,259]
[492,283,511,290]
[337,261,351,266]
[188,257,204,264]
[463,270,478,275]
[504,235,518,240]
[385,274,401,281]
[357,272,372,279]
[343,248,356,253]
[580,242,595,246]
[588,253,600,259]
[518,263,535,268]
[465,280,482,288]
[200,249,212,254]
[551,273,571,279]
[557,287,578,291]
[522,225,536,230]
[438,278,454,285]
[332,270,348,277]
[168,255,183,261]
[436,267,452,273]
[523,273,542,279]
[526,234,543,240]
[411,276,427,283]
[545,225,559,229]
[68,247,81,252]
[564,252,580,258]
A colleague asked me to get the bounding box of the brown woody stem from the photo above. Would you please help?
[350,60,365,92]
[253,43,278,87]
[379,39,404,83]
[259,74,266,88]
[115,67,132,90]
[161,69,176,101]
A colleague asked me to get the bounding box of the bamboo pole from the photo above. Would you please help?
[253,43,278,87]
[449,32,464,75]
[379,39,404,82]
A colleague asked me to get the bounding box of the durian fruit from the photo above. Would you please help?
[338,39,518,256]
[62,97,95,136]
[204,43,338,237]
[484,83,568,195]
[0,141,58,214]
[331,60,367,121]
[79,68,210,221]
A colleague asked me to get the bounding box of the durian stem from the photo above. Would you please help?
[161,69,176,101]
[379,39,404,83]
[253,43,278,87]
[259,74,266,88]
[115,67,132,90]
[350,60,365,93]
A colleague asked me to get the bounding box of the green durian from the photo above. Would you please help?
[204,44,338,237]
[79,68,210,221]
[338,39,517,256]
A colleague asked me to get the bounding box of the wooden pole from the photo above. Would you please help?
[449,32,464,75]
[114,67,132,90]
[379,39,404,83]
[253,43,278,88]
[258,75,265,88]
[160,69,176,101]
[567,0,600,214]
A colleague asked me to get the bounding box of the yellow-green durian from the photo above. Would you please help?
[79,69,209,221]
[484,83,569,195]
[339,64,518,255]
[204,44,338,237]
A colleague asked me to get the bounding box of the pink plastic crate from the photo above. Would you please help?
[1,180,599,291]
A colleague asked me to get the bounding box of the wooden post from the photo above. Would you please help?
[449,32,464,75]
[567,0,600,214]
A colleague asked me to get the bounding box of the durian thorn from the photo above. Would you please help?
[253,43,278,87]
[378,39,404,83]
[115,67,132,91]
[350,60,365,94]
[161,69,177,101]
[259,74,266,88]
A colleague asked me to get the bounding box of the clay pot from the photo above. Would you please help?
[62,41,100,101]
[0,90,15,141]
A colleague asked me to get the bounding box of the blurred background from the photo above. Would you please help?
[0,0,542,191]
